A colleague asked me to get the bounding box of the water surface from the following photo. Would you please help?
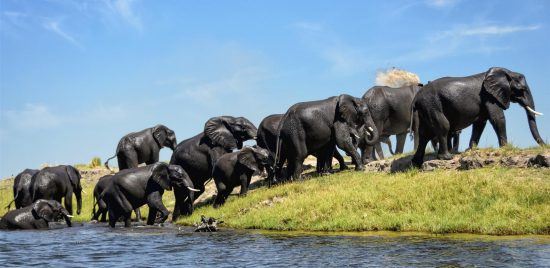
[0,223,548,267]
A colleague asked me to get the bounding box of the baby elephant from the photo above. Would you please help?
[213,146,270,207]
[0,199,72,230]
[101,162,190,228]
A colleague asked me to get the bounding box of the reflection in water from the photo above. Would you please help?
[0,223,548,267]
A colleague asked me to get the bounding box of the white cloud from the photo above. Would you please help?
[426,0,460,8]
[3,104,63,129]
[42,19,84,49]
[104,0,142,31]
[457,25,541,36]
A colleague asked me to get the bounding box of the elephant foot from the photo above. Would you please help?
[355,165,365,171]
[437,153,453,160]
[339,164,349,171]
[411,157,423,168]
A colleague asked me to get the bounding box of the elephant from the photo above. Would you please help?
[169,116,257,220]
[276,94,379,180]
[104,124,177,170]
[6,169,39,209]
[431,130,461,154]
[100,162,190,228]
[0,199,72,230]
[411,67,545,167]
[30,165,82,215]
[91,174,145,223]
[257,114,349,184]
[212,146,270,207]
[359,84,423,163]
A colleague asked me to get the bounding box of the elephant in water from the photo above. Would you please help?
[0,199,72,230]
[276,94,379,180]
[30,165,82,216]
[104,124,177,170]
[100,163,190,228]
[412,67,545,167]
[170,116,257,221]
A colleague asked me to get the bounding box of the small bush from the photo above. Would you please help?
[89,157,102,168]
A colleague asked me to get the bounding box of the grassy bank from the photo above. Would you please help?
[1,148,549,235]
[177,167,550,235]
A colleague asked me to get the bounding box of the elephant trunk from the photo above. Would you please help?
[75,190,82,215]
[526,110,545,145]
[61,207,73,227]
[362,116,379,146]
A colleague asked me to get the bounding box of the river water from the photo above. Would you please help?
[0,223,548,267]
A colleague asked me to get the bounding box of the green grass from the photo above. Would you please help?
[177,167,550,235]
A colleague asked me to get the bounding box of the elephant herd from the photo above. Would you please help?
[1,67,544,230]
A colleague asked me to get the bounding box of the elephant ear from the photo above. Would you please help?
[151,162,171,191]
[337,95,358,126]
[238,148,259,172]
[65,166,81,191]
[483,67,511,109]
[204,117,238,150]
[32,200,54,222]
[152,125,168,146]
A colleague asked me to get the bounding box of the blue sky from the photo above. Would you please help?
[1,0,549,177]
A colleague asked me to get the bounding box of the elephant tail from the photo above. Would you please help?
[104,154,117,172]
[273,112,290,172]
[4,199,15,210]
[409,102,416,142]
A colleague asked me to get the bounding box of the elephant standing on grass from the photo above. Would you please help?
[412,67,545,167]
[101,163,188,228]
[170,116,257,220]
[30,165,82,215]
[276,94,379,180]
[6,169,39,209]
[0,199,72,230]
[360,84,423,163]
[212,146,270,207]
[104,124,177,170]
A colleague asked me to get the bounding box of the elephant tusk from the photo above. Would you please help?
[526,106,543,116]
[368,127,374,132]
[65,214,74,218]
[183,197,189,203]
[187,187,201,192]
[81,189,87,194]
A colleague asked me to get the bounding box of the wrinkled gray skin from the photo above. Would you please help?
[257,114,348,184]
[212,146,270,207]
[170,116,257,220]
[412,67,545,167]
[8,169,39,209]
[31,165,82,215]
[104,124,177,170]
[360,84,423,163]
[0,199,72,230]
[101,163,187,228]
[276,94,379,180]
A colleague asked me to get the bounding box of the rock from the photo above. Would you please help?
[459,156,483,170]
[527,154,550,168]
[500,156,528,167]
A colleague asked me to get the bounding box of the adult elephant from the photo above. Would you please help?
[257,114,349,183]
[276,94,379,180]
[0,199,72,230]
[170,116,257,221]
[7,169,39,209]
[412,67,545,167]
[100,162,189,228]
[104,124,177,170]
[360,84,423,163]
[30,165,82,215]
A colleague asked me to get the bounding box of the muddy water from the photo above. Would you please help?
[0,223,548,267]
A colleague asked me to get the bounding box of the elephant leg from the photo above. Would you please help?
[469,119,487,149]
[239,174,250,196]
[147,208,158,225]
[147,192,169,224]
[485,104,507,147]
[123,212,132,227]
[118,150,138,170]
[431,112,452,160]
[395,133,406,155]
[333,149,348,171]
[452,132,460,153]
[375,142,385,160]
[133,208,142,222]
[363,145,375,163]
[334,122,363,171]
[108,209,117,228]
[412,119,433,167]
[64,192,73,215]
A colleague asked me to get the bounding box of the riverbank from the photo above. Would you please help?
[1,147,549,235]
